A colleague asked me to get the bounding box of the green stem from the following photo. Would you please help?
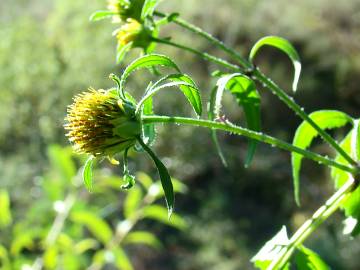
[151,37,239,71]
[141,115,357,174]
[268,176,356,269]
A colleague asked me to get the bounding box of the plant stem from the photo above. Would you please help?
[141,115,357,174]
[268,176,356,269]
[151,37,239,71]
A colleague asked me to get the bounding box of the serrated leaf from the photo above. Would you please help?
[124,186,143,219]
[116,42,133,64]
[89,10,116,22]
[123,231,162,249]
[120,54,180,95]
[0,189,12,228]
[251,226,290,270]
[83,156,95,192]
[249,35,301,91]
[141,0,160,19]
[138,73,202,116]
[138,139,174,216]
[212,73,261,167]
[142,205,187,230]
[112,247,134,270]
[292,110,352,205]
[71,211,113,245]
[295,246,330,270]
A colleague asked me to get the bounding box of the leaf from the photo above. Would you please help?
[120,54,180,95]
[249,35,301,91]
[251,226,290,270]
[142,96,157,146]
[136,172,153,189]
[138,138,174,217]
[124,186,143,219]
[123,231,162,250]
[351,119,360,162]
[212,73,261,167]
[141,0,160,19]
[116,42,133,64]
[292,110,352,205]
[47,145,77,183]
[295,246,330,270]
[83,156,95,192]
[74,239,98,254]
[142,205,187,230]
[89,10,117,22]
[0,245,10,269]
[43,246,58,269]
[0,189,12,228]
[71,211,113,245]
[138,73,202,116]
[112,247,134,270]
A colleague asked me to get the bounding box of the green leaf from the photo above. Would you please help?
[295,246,330,270]
[0,189,12,228]
[142,205,187,230]
[74,239,98,254]
[43,246,58,269]
[251,226,290,269]
[136,172,153,189]
[124,186,143,219]
[212,73,261,167]
[0,245,10,269]
[71,211,113,245]
[120,54,180,95]
[138,138,174,217]
[249,35,301,91]
[142,96,157,146]
[89,10,117,22]
[47,145,77,183]
[292,110,352,205]
[123,231,162,250]
[351,119,360,161]
[116,42,133,64]
[112,247,134,270]
[83,156,95,192]
[141,0,160,19]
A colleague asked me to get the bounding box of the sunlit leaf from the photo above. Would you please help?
[47,145,76,183]
[142,205,187,230]
[141,0,160,19]
[292,110,352,205]
[74,239,98,254]
[124,186,143,219]
[124,231,162,250]
[0,189,12,228]
[43,246,58,270]
[136,172,153,189]
[120,54,180,95]
[295,246,330,270]
[116,42,133,64]
[89,10,116,21]
[83,156,95,192]
[71,211,113,245]
[249,35,301,91]
[142,96,157,146]
[112,247,134,270]
[251,226,290,270]
[148,178,187,199]
[0,245,10,269]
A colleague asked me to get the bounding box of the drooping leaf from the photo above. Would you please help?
[212,73,261,167]
[138,138,174,217]
[142,205,187,230]
[295,246,330,270]
[71,211,113,245]
[251,226,290,270]
[123,231,162,249]
[141,0,160,19]
[137,73,202,116]
[292,110,352,205]
[89,10,117,22]
[0,189,12,228]
[249,35,301,91]
[83,156,95,192]
[116,42,133,64]
[120,54,180,95]
[124,186,143,219]
[141,96,157,146]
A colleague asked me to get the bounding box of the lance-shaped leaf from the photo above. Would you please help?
[142,205,187,230]
[295,246,330,270]
[138,138,174,216]
[292,110,352,205]
[249,35,301,91]
[211,73,261,167]
[120,54,180,95]
[124,186,143,219]
[116,42,133,64]
[123,231,162,249]
[137,73,202,116]
[141,96,157,146]
[141,0,160,20]
[89,10,117,22]
[83,156,95,192]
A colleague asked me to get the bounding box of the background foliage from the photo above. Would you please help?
[1,0,360,269]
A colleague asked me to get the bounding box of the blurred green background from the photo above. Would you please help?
[1,0,360,269]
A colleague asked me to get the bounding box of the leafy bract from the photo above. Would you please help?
[89,11,116,22]
[83,156,95,192]
[295,246,330,270]
[120,54,180,95]
[124,231,162,249]
[71,211,113,245]
[292,110,352,205]
[142,205,187,230]
[211,73,261,167]
[141,0,160,20]
[249,35,301,91]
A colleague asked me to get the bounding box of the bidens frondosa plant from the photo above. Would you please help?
[64,0,360,269]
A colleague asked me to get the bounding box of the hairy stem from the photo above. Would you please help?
[141,115,357,174]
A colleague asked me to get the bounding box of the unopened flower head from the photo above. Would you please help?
[64,88,140,157]
[115,18,143,46]
[107,0,145,22]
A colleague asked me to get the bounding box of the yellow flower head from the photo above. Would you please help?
[115,18,143,46]
[64,88,140,157]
